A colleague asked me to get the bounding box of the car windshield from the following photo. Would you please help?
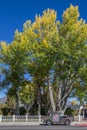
[49,112,61,116]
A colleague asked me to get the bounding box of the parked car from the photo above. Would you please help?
[43,111,74,125]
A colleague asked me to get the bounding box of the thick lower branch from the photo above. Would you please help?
[48,76,56,112]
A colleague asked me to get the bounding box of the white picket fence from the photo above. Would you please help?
[0,115,83,122]
[0,115,46,122]
[74,115,83,121]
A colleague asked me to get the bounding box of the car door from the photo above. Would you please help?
[53,113,60,123]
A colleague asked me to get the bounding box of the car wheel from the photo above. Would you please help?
[46,120,52,126]
[65,120,70,125]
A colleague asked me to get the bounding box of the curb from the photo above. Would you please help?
[75,124,87,127]
[76,124,87,127]
[71,122,87,127]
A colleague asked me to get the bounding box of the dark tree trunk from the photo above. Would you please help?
[15,92,20,115]
[37,85,41,118]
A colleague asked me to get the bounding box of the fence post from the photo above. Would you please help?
[26,114,28,122]
[38,114,41,122]
[83,110,84,119]
[13,115,15,122]
[0,115,2,122]
[78,111,81,122]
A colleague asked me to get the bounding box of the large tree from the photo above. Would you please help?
[53,5,87,112]
[23,5,87,113]
[0,33,28,114]
[21,9,59,114]
[0,5,87,115]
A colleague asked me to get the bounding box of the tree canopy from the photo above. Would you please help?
[0,5,87,115]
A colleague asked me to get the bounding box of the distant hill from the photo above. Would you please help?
[0,97,6,104]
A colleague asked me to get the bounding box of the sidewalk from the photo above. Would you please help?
[71,121,87,126]
[0,122,42,126]
[0,121,87,126]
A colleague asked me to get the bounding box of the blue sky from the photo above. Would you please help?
[0,0,87,98]
[0,0,87,43]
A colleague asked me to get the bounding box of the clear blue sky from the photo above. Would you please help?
[0,0,87,98]
[0,0,87,43]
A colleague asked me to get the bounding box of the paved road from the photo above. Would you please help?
[0,125,87,130]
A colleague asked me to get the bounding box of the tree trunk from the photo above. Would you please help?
[48,76,56,112]
[15,92,20,115]
[57,85,62,111]
[26,102,34,114]
[37,85,41,118]
[57,79,64,111]
[57,80,75,113]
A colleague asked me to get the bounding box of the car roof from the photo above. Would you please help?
[52,111,62,114]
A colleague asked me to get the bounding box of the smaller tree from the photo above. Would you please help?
[20,82,35,114]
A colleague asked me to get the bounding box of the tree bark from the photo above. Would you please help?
[26,101,34,114]
[15,91,20,115]
[48,76,56,112]
[57,80,75,113]
[57,81,62,111]
[37,85,41,117]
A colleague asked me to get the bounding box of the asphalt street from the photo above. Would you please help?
[0,125,87,130]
